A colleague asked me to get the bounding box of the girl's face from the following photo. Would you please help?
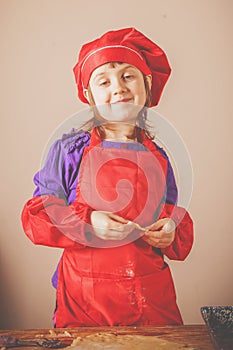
[83,62,152,123]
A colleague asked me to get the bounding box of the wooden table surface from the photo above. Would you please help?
[0,325,214,349]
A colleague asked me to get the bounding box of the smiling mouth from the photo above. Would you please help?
[112,98,133,104]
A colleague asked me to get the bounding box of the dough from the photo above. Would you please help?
[67,332,196,349]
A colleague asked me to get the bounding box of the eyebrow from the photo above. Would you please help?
[92,64,137,81]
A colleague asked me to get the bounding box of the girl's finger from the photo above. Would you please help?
[145,218,168,231]
[106,230,129,240]
[109,213,129,224]
[144,230,164,239]
[142,234,174,247]
[163,220,176,233]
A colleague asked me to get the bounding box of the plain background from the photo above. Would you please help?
[0,0,232,329]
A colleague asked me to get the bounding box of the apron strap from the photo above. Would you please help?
[88,127,102,149]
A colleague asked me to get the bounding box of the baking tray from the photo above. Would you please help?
[200,306,233,350]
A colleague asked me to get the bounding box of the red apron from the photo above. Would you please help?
[55,128,183,327]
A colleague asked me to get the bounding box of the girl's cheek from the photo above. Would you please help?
[91,86,111,105]
[102,92,111,104]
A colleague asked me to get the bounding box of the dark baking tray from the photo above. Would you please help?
[200,306,233,350]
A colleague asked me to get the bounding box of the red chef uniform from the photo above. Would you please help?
[54,128,193,327]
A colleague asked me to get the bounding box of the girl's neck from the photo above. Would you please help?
[98,123,137,142]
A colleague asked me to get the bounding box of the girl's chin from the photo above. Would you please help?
[94,103,143,123]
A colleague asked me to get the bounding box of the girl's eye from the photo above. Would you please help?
[123,74,134,80]
[98,79,108,86]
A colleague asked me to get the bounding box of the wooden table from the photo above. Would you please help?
[0,325,214,349]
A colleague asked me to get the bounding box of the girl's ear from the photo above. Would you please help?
[83,88,90,103]
[146,74,152,90]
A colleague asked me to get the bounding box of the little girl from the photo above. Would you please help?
[22,27,193,328]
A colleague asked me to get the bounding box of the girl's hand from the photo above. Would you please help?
[142,218,176,248]
[90,211,136,240]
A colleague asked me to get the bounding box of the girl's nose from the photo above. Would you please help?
[112,78,127,95]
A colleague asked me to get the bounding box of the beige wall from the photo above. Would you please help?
[1,0,233,329]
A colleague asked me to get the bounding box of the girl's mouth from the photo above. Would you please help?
[112,98,133,104]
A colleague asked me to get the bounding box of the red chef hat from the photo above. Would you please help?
[73,27,171,107]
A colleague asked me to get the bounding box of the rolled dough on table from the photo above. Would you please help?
[66,332,198,349]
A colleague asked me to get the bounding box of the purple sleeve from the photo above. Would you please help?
[33,140,68,201]
[154,143,178,205]
[165,160,178,205]
[33,131,90,204]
